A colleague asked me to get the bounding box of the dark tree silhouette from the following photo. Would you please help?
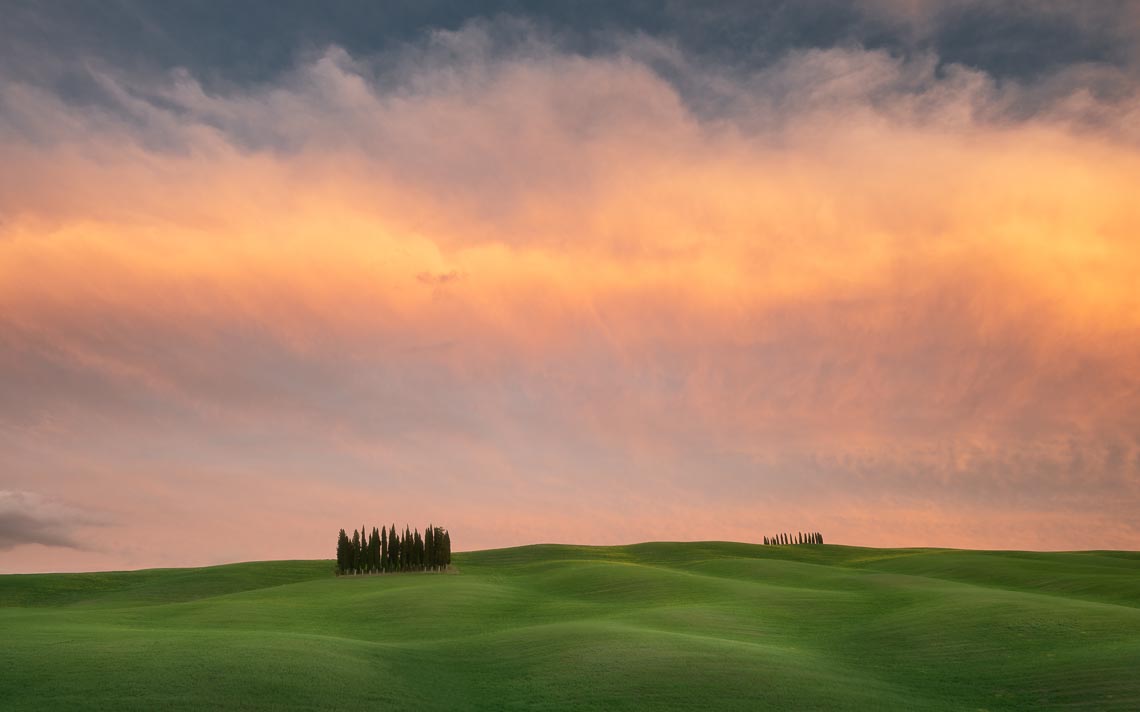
[336,529,349,574]
[761,531,824,547]
[388,523,397,571]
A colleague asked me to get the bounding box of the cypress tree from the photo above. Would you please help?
[433,526,444,569]
[388,523,398,571]
[407,527,413,571]
[382,525,389,572]
[332,523,453,575]
[336,528,349,574]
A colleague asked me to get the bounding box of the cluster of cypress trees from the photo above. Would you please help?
[763,532,823,545]
[335,524,451,575]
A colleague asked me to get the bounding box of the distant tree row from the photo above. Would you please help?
[763,532,823,546]
[335,524,451,575]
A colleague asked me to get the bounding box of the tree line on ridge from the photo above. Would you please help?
[336,524,451,575]
[764,532,823,545]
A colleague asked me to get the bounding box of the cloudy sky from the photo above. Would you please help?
[2,1,1139,572]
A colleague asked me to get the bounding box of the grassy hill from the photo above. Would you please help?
[2,542,1138,710]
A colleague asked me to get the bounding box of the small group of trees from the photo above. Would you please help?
[764,532,823,546]
[335,524,451,575]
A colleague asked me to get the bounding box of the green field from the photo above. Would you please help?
[2,543,1138,710]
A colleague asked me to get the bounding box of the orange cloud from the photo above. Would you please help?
[1,32,1138,570]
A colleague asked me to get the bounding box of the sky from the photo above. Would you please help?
[2,1,1139,572]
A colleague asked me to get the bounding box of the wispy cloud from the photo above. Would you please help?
[0,491,106,551]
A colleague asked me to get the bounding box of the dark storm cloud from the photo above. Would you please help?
[3,1,1136,86]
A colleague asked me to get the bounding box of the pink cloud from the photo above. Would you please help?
[1,26,1138,571]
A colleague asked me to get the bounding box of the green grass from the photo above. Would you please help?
[2,543,1138,710]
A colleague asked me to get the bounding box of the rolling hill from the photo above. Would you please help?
[2,542,1138,710]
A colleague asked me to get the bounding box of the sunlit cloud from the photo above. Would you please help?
[1,17,1138,571]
